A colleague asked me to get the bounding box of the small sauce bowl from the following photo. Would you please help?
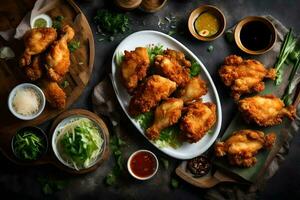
[11,126,48,161]
[127,149,159,180]
[8,83,46,120]
[188,5,226,41]
[234,16,277,55]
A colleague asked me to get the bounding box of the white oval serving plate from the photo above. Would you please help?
[111,30,222,159]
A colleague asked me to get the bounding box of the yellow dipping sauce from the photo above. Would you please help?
[194,12,220,37]
[33,18,47,28]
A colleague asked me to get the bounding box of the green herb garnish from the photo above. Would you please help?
[68,40,80,52]
[135,111,154,130]
[282,57,300,106]
[171,178,179,189]
[207,45,214,52]
[59,118,103,170]
[94,10,129,34]
[274,28,297,85]
[52,16,64,30]
[160,158,170,170]
[38,177,69,195]
[104,135,126,186]
[147,44,164,64]
[190,60,201,77]
[60,80,69,88]
[115,52,124,67]
[13,131,45,160]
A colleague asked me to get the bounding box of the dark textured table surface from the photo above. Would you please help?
[1,0,300,199]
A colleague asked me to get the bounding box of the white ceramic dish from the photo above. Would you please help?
[51,115,105,170]
[111,30,222,159]
[30,14,53,28]
[8,83,45,120]
[127,149,159,180]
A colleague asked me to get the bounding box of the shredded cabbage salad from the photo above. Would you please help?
[57,118,103,170]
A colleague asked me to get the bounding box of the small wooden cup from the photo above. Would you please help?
[234,16,277,55]
[188,5,226,41]
[140,0,168,13]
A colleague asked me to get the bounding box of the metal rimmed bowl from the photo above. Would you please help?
[8,83,46,120]
[188,5,226,41]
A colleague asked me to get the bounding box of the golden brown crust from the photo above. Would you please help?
[128,75,177,116]
[238,95,296,126]
[214,130,276,167]
[219,55,276,101]
[146,98,183,140]
[176,77,208,103]
[180,101,216,143]
[120,47,150,94]
[42,81,66,109]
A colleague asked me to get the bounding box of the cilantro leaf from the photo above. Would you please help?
[190,60,201,77]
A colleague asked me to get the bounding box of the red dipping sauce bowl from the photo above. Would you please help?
[127,150,159,180]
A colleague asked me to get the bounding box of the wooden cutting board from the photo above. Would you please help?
[0,0,95,163]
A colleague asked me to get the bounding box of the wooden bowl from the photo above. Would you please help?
[188,5,226,41]
[140,0,168,13]
[114,0,142,11]
[234,16,277,55]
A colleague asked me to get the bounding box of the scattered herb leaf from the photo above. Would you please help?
[68,40,80,52]
[190,60,201,77]
[160,158,170,170]
[60,80,69,88]
[38,177,69,195]
[207,45,214,53]
[225,30,234,43]
[115,52,124,67]
[171,178,179,189]
[94,10,129,34]
[52,16,64,30]
[168,30,176,36]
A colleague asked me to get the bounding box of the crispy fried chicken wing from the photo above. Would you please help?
[154,54,190,87]
[23,55,43,81]
[146,98,184,140]
[176,77,208,103]
[219,55,276,100]
[121,47,150,93]
[163,49,191,68]
[215,130,276,167]
[46,25,75,82]
[20,27,57,66]
[180,101,217,143]
[129,75,177,116]
[238,95,296,126]
[41,81,66,109]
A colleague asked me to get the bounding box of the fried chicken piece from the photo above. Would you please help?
[180,101,217,143]
[20,27,57,66]
[219,55,276,100]
[176,77,208,103]
[121,47,150,93]
[46,25,75,82]
[238,95,296,127]
[23,55,43,81]
[154,55,190,87]
[129,75,177,116]
[146,98,184,140]
[41,81,66,109]
[215,130,276,167]
[163,49,191,68]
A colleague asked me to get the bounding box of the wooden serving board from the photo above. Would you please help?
[0,0,95,164]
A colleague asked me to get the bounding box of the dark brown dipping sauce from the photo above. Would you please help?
[130,151,157,178]
[240,21,273,51]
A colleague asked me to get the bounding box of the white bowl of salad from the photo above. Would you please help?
[52,115,105,171]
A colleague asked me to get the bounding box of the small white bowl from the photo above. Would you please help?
[8,83,46,120]
[30,14,53,28]
[127,149,159,180]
